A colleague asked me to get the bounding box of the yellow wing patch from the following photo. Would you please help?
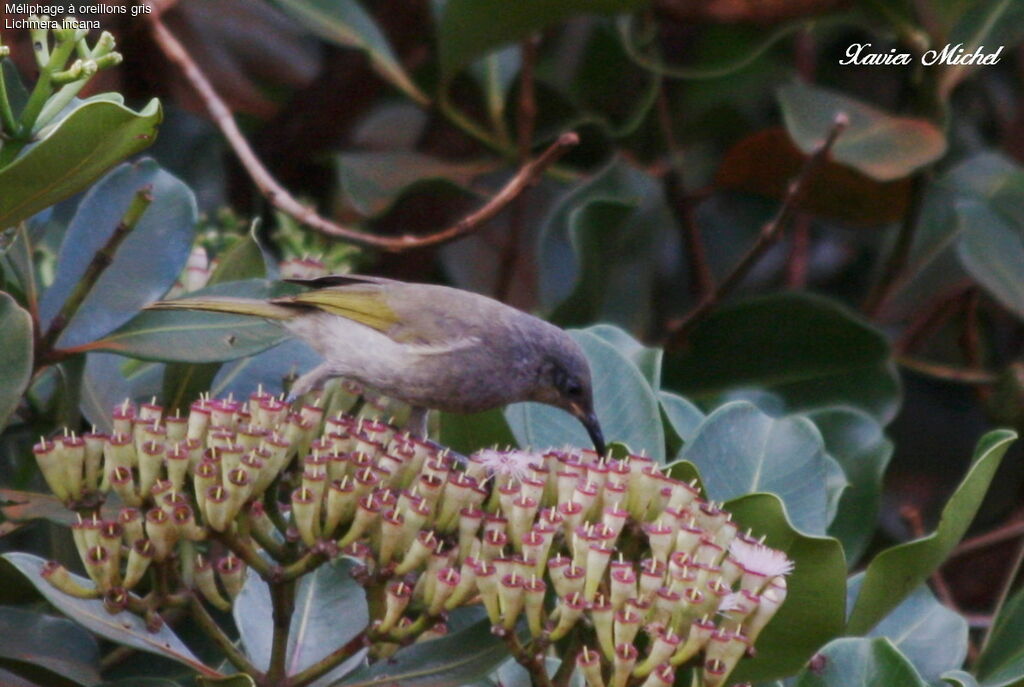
[285,288,399,333]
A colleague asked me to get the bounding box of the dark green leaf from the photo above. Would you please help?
[660,391,704,451]
[0,291,32,432]
[940,0,1024,95]
[847,574,967,682]
[847,430,1017,635]
[723,493,846,683]
[943,670,981,687]
[663,292,901,424]
[792,637,928,687]
[334,618,507,687]
[583,325,661,389]
[809,407,893,565]
[0,606,100,686]
[778,82,946,181]
[196,676,256,687]
[0,97,162,230]
[438,0,646,79]
[235,558,368,682]
[274,0,428,104]
[39,159,197,348]
[678,401,839,534]
[976,584,1024,686]
[0,552,211,674]
[79,280,294,363]
[506,328,664,459]
[956,199,1024,320]
[337,152,491,218]
[440,408,518,455]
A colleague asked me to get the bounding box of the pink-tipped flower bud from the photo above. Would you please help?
[194,554,230,611]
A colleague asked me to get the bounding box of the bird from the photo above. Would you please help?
[146,274,605,454]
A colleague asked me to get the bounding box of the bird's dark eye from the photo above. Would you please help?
[565,380,583,398]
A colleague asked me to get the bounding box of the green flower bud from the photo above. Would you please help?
[614,605,642,648]
[118,507,144,545]
[475,561,501,625]
[428,566,460,615]
[638,663,674,687]
[164,414,188,444]
[337,495,380,548]
[138,440,164,496]
[123,539,154,589]
[670,616,715,666]
[205,485,232,533]
[166,442,190,492]
[145,507,177,560]
[33,438,70,501]
[193,460,219,522]
[610,644,638,687]
[393,529,435,576]
[187,400,212,441]
[549,590,586,640]
[743,578,786,643]
[590,594,614,658]
[497,573,525,630]
[83,432,106,492]
[112,401,135,437]
[634,627,681,677]
[585,543,614,602]
[216,554,246,599]
[110,465,141,508]
[194,554,230,611]
[58,434,86,499]
[292,487,321,547]
[610,563,637,611]
[377,580,412,634]
[577,646,605,687]
[521,526,554,577]
[42,560,99,599]
[83,545,117,590]
[638,558,665,602]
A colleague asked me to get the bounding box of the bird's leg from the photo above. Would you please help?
[407,406,430,439]
[285,362,335,403]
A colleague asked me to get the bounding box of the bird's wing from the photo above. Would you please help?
[276,286,399,333]
[283,274,399,289]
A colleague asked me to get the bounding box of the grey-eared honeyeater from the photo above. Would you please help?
[147,274,605,454]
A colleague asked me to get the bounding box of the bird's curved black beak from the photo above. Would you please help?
[577,408,606,457]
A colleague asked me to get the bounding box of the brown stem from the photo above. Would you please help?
[895,280,973,354]
[863,172,928,317]
[189,594,262,678]
[39,186,153,354]
[896,356,998,384]
[953,517,1024,557]
[495,35,539,302]
[146,15,578,252]
[214,528,276,580]
[504,634,552,687]
[665,114,849,348]
[657,86,713,299]
[288,631,368,687]
[266,580,295,685]
[551,632,583,687]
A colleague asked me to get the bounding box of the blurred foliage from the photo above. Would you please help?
[3,0,1024,685]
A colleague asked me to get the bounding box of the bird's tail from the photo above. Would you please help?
[145,297,296,320]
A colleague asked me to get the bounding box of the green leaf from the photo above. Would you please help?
[334,618,508,687]
[809,407,893,565]
[943,670,981,687]
[505,328,664,460]
[721,493,846,683]
[273,0,428,105]
[0,552,211,675]
[792,637,928,687]
[211,339,321,399]
[940,0,1024,96]
[847,429,1017,635]
[235,558,368,682]
[78,280,293,363]
[660,390,704,455]
[585,323,662,388]
[540,159,672,334]
[678,401,840,534]
[663,292,901,424]
[438,0,647,80]
[0,606,100,687]
[976,584,1024,686]
[39,159,197,348]
[847,574,967,683]
[777,82,946,181]
[440,408,518,455]
[0,291,32,432]
[196,675,257,687]
[337,152,492,218]
[0,97,162,230]
[956,198,1024,321]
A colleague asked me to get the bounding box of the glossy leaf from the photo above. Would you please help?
[438,0,645,79]
[809,407,893,565]
[78,280,293,362]
[505,328,664,459]
[943,670,981,687]
[0,552,211,675]
[0,97,162,230]
[235,558,368,683]
[660,390,704,454]
[722,493,846,683]
[778,82,946,181]
[976,584,1024,686]
[540,159,673,333]
[846,574,967,683]
[273,0,428,104]
[586,324,662,388]
[0,291,32,432]
[792,637,928,687]
[715,127,912,226]
[212,339,321,399]
[0,606,100,686]
[664,292,901,424]
[334,618,508,687]
[847,430,1017,635]
[956,199,1024,320]
[80,353,164,433]
[679,401,840,534]
[39,159,197,348]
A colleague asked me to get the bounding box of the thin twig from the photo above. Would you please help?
[40,186,153,353]
[288,631,368,687]
[657,87,713,299]
[665,113,849,348]
[980,534,1024,657]
[895,280,973,354]
[786,213,811,289]
[863,172,928,317]
[189,595,261,677]
[897,356,998,384]
[953,517,1024,557]
[146,15,578,252]
[495,35,539,302]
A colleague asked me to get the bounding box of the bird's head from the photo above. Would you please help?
[533,341,605,456]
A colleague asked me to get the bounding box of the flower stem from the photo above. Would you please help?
[288,631,367,687]
[189,594,261,677]
[266,579,295,685]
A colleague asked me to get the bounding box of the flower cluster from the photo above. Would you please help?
[34,392,791,686]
